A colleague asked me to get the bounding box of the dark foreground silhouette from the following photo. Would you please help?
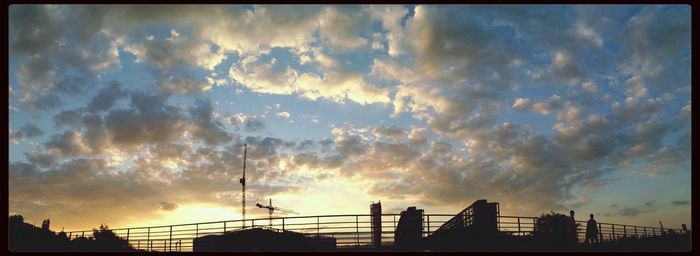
[193,227,336,251]
[9,208,691,252]
[8,215,138,252]
[423,211,690,252]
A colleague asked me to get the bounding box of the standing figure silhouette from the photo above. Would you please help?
[569,211,578,245]
[585,214,599,245]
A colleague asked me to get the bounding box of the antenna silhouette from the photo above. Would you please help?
[240,144,247,228]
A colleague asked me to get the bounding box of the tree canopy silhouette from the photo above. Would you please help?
[9,215,137,252]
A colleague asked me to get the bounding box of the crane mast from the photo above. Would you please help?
[240,144,247,228]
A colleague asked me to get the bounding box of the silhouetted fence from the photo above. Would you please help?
[498,215,686,243]
[62,214,686,252]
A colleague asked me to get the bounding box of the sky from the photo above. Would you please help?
[8,5,691,232]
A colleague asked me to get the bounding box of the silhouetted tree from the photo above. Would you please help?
[9,215,64,251]
[89,224,133,251]
[9,215,136,252]
[533,211,578,250]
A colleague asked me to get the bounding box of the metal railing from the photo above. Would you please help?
[497,216,687,243]
[63,214,686,251]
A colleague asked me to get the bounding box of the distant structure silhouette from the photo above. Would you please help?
[682,224,688,235]
[193,228,335,251]
[240,144,247,228]
[585,214,599,244]
[426,199,507,251]
[434,199,499,234]
[394,206,424,251]
[370,201,382,250]
[41,219,51,230]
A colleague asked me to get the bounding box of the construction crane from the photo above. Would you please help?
[256,198,298,228]
[240,144,247,229]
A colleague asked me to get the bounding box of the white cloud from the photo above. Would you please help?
[582,81,599,93]
[276,112,291,119]
[229,56,298,95]
[318,6,370,50]
[574,23,603,48]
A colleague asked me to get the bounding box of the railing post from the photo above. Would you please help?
[317,216,320,236]
[517,217,521,234]
[426,215,430,236]
[282,218,285,231]
[137,240,140,250]
[164,240,166,252]
[393,215,396,230]
[644,227,647,237]
[634,226,637,237]
[356,215,359,247]
[653,228,656,236]
[126,228,130,242]
[252,219,255,228]
[81,231,85,237]
[196,224,199,237]
[598,223,603,242]
[147,228,151,250]
[224,221,227,233]
[169,226,173,251]
[623,225,627,238]
[612,224,615,241]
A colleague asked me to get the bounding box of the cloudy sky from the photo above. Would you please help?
[8,5,691,231]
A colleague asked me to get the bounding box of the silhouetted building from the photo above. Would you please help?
[193,228,335,251]
[370,201,382,250]
[394,206,424,250]
[309,235,337,250]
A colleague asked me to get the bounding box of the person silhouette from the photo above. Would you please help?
[585,214,599,244]
[569,210,578,244]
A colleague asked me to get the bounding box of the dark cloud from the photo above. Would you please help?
[24,151,56,168]
[620,6,691,80]
[371,125,406,140]
[104,92,187,147]
[160,201,179,211]
[188,99,233,145]
[81,114,110,155]
[54,75,89,94]
[87,81,127,112]
[54,109,84,128]
[155,74,213,95]
[619,208,654,217]
[244,117,266,132]
[105,108,187,147]
[23,93,62,111]
[44,131,89,156]
[16,122,44,138]
[9,5,57,54]
[671,200,689,206]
